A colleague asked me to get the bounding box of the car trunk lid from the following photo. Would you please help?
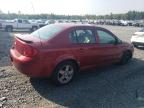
[13,34,41,57]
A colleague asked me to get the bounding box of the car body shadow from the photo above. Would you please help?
[30,58,144,108]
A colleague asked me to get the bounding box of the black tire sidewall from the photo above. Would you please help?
[5,26,13,32]
[32,26,38,31]
[120,51,131,65]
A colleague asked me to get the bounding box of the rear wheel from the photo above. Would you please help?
[119,51,132,65]
[5,26,13,32]
[133,43,139,48]
[51,61,77,85]
[31,26,38,32]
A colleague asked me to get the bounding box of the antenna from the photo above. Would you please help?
[31,1,43,47]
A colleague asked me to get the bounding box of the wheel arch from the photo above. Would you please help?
[5,25,13,32]
[123,49,133,59]
[54,56,80,71]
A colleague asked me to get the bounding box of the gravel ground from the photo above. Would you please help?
[0,26,144,108]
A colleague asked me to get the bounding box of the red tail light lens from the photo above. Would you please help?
[14,37,38,57]
[22,45,38,57]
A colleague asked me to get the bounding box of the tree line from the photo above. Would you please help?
[0,11,144,20]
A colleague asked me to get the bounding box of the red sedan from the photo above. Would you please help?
[10,24,134,85]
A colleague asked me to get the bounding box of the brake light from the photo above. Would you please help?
[22,45,38,57]
[14,36,38,57]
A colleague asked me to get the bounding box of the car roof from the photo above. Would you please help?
[51,23,96,29]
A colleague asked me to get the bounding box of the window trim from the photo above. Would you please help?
[96,28,117,45]
[69,28,96,44]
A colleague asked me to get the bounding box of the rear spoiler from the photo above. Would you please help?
[15,34,33,44]
[16,36,33,44]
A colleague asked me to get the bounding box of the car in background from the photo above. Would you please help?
[29,19,46,28]
[132,20,143,27]
[10,24,134,85]
[0,19,39,32]
[35,20,46,28]
[131,28,144,48]
[45,20,55,25]
[119,20,128,26]
[0,22,2,29]
[0,20,5,29]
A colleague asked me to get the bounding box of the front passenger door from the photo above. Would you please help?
[96,28,122,65]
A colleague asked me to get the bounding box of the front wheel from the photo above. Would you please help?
[31,26,38,32]
[5,26,13,32]
[51,61,77,85]
[119,51,132,65]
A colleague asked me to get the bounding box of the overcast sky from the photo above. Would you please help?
[0,0,144,15]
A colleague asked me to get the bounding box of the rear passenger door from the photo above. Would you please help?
[69,27,98,69]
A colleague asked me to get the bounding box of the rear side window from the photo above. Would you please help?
[31,25,63,40]
[97,30,116,44]
[69,29,96,44]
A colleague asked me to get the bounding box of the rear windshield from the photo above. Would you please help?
[31,24,63,40]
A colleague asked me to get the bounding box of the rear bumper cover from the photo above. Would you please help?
[132,42,144,46]
[10,49,52,77]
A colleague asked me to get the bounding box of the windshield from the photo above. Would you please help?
[31,24,64,40]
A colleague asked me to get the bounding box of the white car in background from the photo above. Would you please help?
[0,19,39,32]
[131,28,144,48]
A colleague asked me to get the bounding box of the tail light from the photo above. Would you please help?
[22,45,38,57]
[14,37,38,57]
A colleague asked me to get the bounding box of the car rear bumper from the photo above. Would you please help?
[10,49,52,77]
[131,36,144,43]
[132,42,144,46]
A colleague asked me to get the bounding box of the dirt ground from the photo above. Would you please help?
[0,25,144,108]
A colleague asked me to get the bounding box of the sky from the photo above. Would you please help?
[0,0,144,15]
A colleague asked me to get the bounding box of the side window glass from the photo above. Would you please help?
[69,31,77,43]
[23,20,29,24]
[18,20,22,23]
[97,30,116,44]
[76,29,96,43]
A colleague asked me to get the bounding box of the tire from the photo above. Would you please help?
[5,26,13,32]
[51,61,77,85]
[31,26,38,32]
[133,44,139,48]
[119,51,132,65]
